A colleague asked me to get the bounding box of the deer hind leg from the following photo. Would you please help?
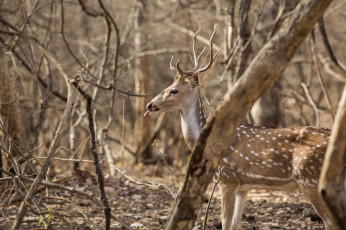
[218,170,241,230]
[301,186,334,229]
[231,191,248,230]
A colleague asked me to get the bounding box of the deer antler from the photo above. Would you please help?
[170,25,218,77]
[197,25,218,73]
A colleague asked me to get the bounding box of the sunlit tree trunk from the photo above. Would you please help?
[134,1,152,162]
[319,85,346,230]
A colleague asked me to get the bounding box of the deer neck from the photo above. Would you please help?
[180,89,206,150]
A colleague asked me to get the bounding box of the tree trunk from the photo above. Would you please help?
[319,84,346,230]
[0,53,30,174]
[251,81,281,128]
[165,0,333,229]
[134,1,152,162]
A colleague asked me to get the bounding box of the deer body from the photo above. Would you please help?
[146,26,343,229]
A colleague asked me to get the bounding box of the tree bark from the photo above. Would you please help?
[319,85,346,230]
[134,1,152,161]
[251,81,281,128]
[165,0,333,229]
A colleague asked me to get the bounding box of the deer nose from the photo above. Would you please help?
[147,102,153,111]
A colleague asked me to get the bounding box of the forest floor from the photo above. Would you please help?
[0,163,326,230]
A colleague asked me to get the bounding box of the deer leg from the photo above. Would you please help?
[231,191,248,230]
[218,171,240,230]
[301,186,334,229]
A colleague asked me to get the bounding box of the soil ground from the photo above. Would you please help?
[0,164,325,230]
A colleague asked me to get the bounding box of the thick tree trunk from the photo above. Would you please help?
[251,81,281,128]
[165,0,333,229]
[134,1,152,161]
[319,85,346,230]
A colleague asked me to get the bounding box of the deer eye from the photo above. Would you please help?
[171,89,179,94]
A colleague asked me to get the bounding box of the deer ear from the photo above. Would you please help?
[191,73,200,87]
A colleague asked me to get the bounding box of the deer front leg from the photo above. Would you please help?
[231,191,248,230]
[218,172,241,230]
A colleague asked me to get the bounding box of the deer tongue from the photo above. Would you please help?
[144,110,150,117]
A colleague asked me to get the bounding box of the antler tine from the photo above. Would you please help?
[170,56,176,71]
[195,46,206,66]
[169,25,217,77]
[198,24,217,73]
[170,56,186,76]
[192,25,201,67]
[175,60,186,76]
[189,46,206,73]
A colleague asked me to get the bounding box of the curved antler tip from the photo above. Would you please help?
[170,56,176,71]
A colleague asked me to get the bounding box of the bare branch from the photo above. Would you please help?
[0,17,74,230]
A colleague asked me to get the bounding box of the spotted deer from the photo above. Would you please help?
[145,26,345,230]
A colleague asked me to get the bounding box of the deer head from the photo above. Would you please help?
[145,25,218,116]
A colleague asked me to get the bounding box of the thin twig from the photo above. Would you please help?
[309,35,335,120]
[152,140,177,198]
[318,16,346,81]
[97,0,120,81]
[0,18,74,230]
[301,82,320,127]
[0,36,67,102]
[25,202,74,230]
[72,81,111,230]
[104,159,176,198]
[203,167,224,230]
[47,196,97,230]
[0,169,133,230]
[30,155,177,199]
[70,76,148,97]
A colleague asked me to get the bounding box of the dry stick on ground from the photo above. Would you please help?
[0,18,75,230]
[318,88,346,229]
[0,168,133,230]
[165,0,333,229]
[26,204,73,230]
[71,81,111,230]
[47,196,97,230]
[0,119,39,175]
[31,156,175,198]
